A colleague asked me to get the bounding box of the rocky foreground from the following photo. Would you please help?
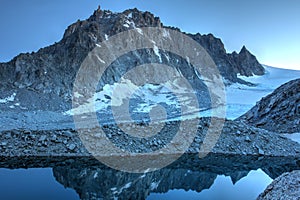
[0,117,299,158]
[257,170,300,200]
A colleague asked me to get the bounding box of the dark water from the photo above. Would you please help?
[0,168,78,200]
[0,168,271,200]
[0,154,299,200]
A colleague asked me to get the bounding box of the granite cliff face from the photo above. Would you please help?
[240,78,300,133]
[189,34,264,82]
[230,46,265,76]
[0,7,264,107]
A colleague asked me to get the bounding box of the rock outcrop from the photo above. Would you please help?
[240,78,300,133]
[230,46,265,77]
[257,170,300,200]
[189,34,264,83]
[0,7,264,109]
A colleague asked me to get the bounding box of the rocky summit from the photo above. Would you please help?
[0,7,264,112]
[240,78,300,133]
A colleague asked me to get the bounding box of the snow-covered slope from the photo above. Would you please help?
[225,65,300,119]
[1,65,298,131]
[64,65,300,122]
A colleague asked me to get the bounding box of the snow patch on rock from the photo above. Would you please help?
[0,93,16,104]
[153,45,162,63]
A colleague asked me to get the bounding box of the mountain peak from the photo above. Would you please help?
[62,6,162,40]
[97,5,101,12]
[0,6,265,101]
[240,45,247,52]
[229,45,265,77]
[239,45,252,55]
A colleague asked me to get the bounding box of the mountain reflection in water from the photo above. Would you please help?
[0,153,299,200]
[147,169,272,200]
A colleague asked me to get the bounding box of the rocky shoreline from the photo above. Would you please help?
[1,117,299,159]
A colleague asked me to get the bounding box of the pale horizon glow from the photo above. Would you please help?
[0,0,299,71]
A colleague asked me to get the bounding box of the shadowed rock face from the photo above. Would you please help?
[189,34,264,82]
[0,7,263,111]
[230,46,265,77]
[240,78,300,133]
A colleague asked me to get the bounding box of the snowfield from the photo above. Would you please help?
[0,66,299,136]
[65,65,300,122]
[225,65,300,119]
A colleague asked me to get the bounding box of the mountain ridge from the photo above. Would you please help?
[0,7,264,100]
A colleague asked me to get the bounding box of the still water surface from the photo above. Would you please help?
[0,168,272,200]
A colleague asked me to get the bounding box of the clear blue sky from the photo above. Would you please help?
[0,0,299,70]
